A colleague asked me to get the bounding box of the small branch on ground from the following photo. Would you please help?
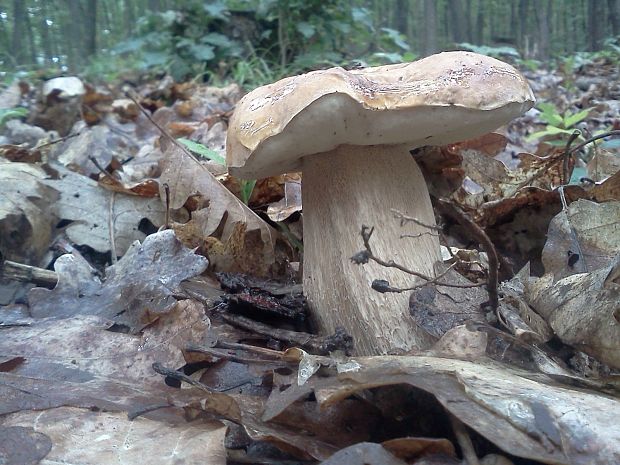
[433,198,500,311]
[220,313,353,355]
[126,91,202,166]
[36,132,80,149]
[351,225,485,293]
[0,258,58,288]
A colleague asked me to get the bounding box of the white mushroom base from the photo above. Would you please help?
[302,144,441,355]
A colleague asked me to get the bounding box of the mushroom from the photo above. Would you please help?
[226,51,535,355]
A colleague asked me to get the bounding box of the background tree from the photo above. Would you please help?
[0,0,618,78]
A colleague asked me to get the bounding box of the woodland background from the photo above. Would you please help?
[1,0,619,85]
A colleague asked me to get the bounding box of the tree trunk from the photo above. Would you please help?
[465,0,473,42]
[123,0,136,38]
[423,0,438,54]
[518,0,530,54]
[148,0,163,12]
[82,0,98,58]
[610,0,620,36]
[449,0,467,43]
[588,0,603,50]
[39,1,53,64]
[23,3,36,64]
[393,0,409,36]
[11,0,27,65]
[63,0,83,70]
[474,0,484,43]
[534,0,551,60]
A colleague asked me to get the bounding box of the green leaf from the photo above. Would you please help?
[296,22,316,39]
[203,1,230,21]
[537,102,563,127]
[141,51,168,67]
[352,6,374,30]
[526,126,575,141]
[372,52,404,64]
[240,179,256,205]
[563,108,591,128]
[0,107,28,127]
[381,27,410,50]
[177,138,226,164]
[189,44,215,61]
[202,32,233,48]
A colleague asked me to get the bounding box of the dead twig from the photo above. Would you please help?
[88,154,114,179]
[351,226,485,292]
[35,132,80,149]
[108,191,117,264]
[126,91,201,165]
[184,342,294,365]
[0,258,58,288]
[152,362,254,394]
[220,313,352,355]
[433,198,500,311]
[558,186,587,273]
[562,130,582,185]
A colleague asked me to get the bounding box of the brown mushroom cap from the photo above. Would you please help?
[226,51,535,179]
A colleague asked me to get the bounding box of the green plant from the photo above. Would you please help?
[457,42,520,59]
[178,138,256,205]
[178,138,226,164]
[527,102,591,146]
[0,107,28,128]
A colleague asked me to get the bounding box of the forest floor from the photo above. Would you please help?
[0,55,619,465]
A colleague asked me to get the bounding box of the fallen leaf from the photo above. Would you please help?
[42,165,165,256]
[2,408,226,465]
[271,354,620,465]
[527,257,620,369]
[542,199,620,279]
[28,230,208,332]
[0,160,58,264]
[0,426,52,465]
[160,144,277,276]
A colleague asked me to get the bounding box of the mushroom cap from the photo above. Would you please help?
[227,51,535,179]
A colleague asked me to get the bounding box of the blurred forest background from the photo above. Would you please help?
[1,0,619,85]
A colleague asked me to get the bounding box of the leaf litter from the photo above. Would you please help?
[0,64,619,464]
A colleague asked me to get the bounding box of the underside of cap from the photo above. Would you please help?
[227,51,535,179]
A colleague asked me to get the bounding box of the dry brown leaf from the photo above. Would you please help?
[161,144,276,276]
[28,230,208,332]
[42,165,165,255]
[542,199,620,279]
[319,442,409,465]
[2,408,227,465]
[527,257,620,369]
[269,355,620,465]
[0,160,58,264]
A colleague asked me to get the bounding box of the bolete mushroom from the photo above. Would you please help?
[226,51,535,355]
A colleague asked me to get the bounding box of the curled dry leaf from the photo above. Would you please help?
[43,166,165,256]
[0,161,58,264]
[268,355,620,465]
[542,199,620,280]
[1,408,227,465]
[160,144,277,276]
[319,442,409,465]
[527,257,620,369]
[28,230,208,332]
[0,426,52,464]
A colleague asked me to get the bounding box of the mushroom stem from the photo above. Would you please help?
[302,144,441,355]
